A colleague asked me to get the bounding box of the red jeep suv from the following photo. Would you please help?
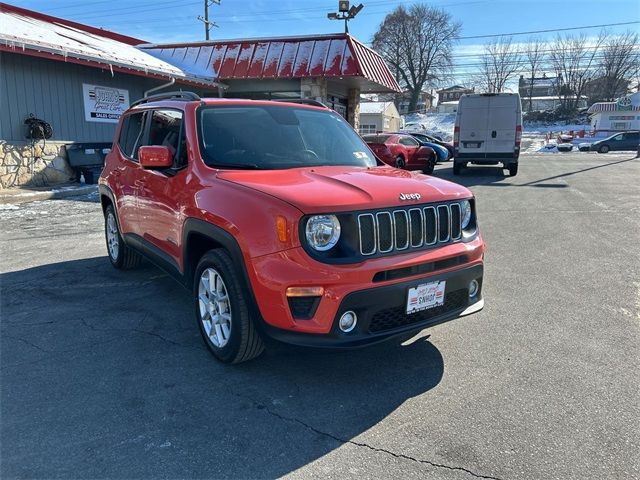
[99,92,485,364]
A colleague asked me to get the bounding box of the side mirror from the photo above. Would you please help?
[139,146,173,169]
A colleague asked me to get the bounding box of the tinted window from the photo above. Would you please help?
[118,112,147,160]
[613,134,623,141]
[148,109,186,167]
[198,105,376,169]
[399,136,419,146]
[363,134,391,144]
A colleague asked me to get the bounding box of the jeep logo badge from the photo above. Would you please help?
[399,193,421,201]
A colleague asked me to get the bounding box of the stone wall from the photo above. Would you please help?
[300,78,328,103]
[0,141,75,189]
[347,87,361,131]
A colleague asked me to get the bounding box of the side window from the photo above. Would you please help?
[399,136,418,147]
[613,134,623,141]
[118,112,147,161]
[148,109,186,167]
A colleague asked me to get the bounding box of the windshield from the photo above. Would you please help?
[198,105,377,169]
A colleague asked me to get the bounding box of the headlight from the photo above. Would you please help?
[460,200,472,229]
[305,215,341,251]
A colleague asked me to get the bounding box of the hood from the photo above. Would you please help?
[216,166,471,214]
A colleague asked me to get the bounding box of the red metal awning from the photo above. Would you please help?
[140,34,401,93]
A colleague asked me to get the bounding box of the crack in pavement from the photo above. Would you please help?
[231,391,504,480]
[3,335,50,353]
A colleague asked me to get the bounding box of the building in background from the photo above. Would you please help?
[140,34,400,130]
[0,3,399,188]
[0,3,217,188]
[518,74,587,112]
[436,85,473,105]
[587,92,640,135]
[358,102,401,134]
[584,76,631,104]
[396,90,435,115]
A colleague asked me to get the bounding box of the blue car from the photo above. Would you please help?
[590,131,639,153]
[396,132,453,162]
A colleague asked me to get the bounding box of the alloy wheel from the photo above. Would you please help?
[198,268,232,348]
[106,212,119,260]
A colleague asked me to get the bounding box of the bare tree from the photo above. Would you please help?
[523,37,545,110]
[373,4,461,112]
[475,36,522,93]
[549,32,606,111]
[589,30,640,101]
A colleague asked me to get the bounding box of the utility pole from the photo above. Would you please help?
[198,0,221,41]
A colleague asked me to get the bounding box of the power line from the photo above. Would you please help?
[457,21,640,40]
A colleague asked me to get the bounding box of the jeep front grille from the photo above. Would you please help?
[357,203,462,256]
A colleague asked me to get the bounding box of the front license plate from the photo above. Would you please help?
[406,281,446,314]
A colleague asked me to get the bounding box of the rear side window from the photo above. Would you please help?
[118,112,147,160]
[399,136,419,146]
[363,134,391,144]
[148,109,186,167]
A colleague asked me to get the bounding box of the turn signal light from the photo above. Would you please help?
[286,286,325,297]
[276,215,288,242]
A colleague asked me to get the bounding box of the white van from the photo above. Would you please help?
[453,93,522,176]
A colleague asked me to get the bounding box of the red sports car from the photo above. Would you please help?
[363,133,436,174]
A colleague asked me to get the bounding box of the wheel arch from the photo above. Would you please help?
[183,219,250,292]
[98,184,124,234]
[182,218,266,330]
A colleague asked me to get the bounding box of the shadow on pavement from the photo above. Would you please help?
[436,155,638,189]
[1,257,445,478]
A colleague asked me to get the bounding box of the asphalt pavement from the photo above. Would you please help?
[1,151,639,479]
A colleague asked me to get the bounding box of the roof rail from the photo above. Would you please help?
[130,91,201,107]
[270,98,328,108]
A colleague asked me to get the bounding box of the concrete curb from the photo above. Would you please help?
[0,185,98,205]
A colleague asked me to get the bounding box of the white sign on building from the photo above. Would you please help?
[82,84,130,123]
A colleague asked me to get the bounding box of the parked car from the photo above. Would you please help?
[402,132,454,161]
[453,93,522,176]
[403,121,428,132]
[99,92,485,363]
[590,131,640,153]
[362,133,437,174]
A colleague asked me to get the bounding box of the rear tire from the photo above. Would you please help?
[598,145,609,153]
[395,156,406,169]
[453,162,463,175]
[195,249,264,364]
[422,154,436,175]
[508,163,518,176]
[104,205,142,270]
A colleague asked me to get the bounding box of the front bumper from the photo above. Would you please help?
[260,263,484,348]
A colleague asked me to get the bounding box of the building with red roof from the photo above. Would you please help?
[0,2,399,187]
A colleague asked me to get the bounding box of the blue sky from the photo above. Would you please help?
[12,0,640,83]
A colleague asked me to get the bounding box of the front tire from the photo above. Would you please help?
[104,205,142,269]
[598,145,610,153]
[395,156,406,169]
[195,249,264,364]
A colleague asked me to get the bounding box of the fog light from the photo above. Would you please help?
[469,279,479,298]
[338,310,357,333]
